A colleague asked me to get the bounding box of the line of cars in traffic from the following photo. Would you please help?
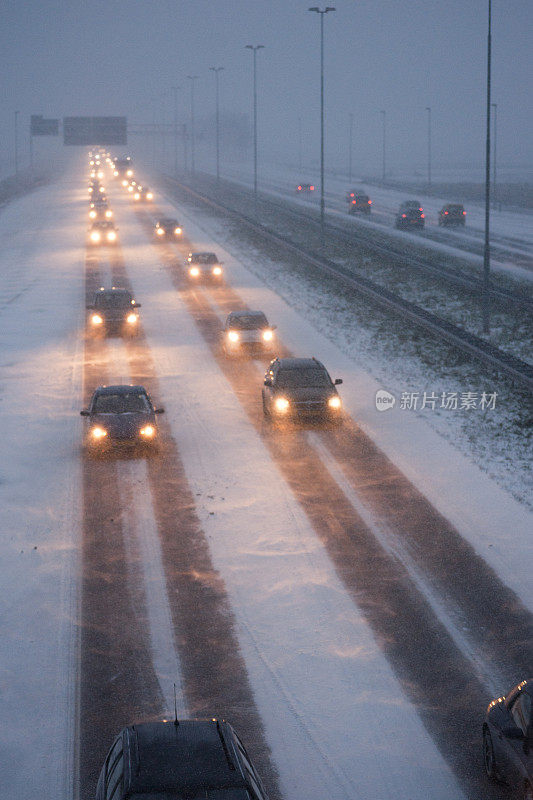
[296,181,467,229]
[82,151,532,800]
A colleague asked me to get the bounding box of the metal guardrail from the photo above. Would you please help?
[163,176,533,393]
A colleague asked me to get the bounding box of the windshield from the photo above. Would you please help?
[95,293,132,309]
[93,393,150,413]
[276,368,331,388]
[191,254,217,264]
[230,314,268,330]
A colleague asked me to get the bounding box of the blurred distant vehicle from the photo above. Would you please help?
[483,678,533,800]
[89,202,113,220]
[438,203,466,226]
[88,220,118,245]
[86,287,140,336]
[95,718,269,800]
[186,252,223,281]
[113,157,134,179]
[347,192,372,214]
[81,384,164,453]
[296,183,315,193]
[132,185,154,202]
[154,218,182,239]
[262,357,343,422]
[395,201,425,228]
[223,310,276,357]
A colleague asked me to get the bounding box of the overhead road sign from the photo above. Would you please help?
[31,115,59,136]
[63,116,127,146]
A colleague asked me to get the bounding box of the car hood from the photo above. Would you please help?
[274,387,335,401]
[91,411,154,437]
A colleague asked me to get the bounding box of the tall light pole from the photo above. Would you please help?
[187,75,199,176]
[491,102,497,208]
[348,112,353,183]
[245,44,264,216]
[209,66,224,184]
[482,0,492,335]
[298,116,302,172]
[308,6,336,244]
[14,111,20,177]
[172,85,181,177]
[425,106,432,189]
[380,109,386,182]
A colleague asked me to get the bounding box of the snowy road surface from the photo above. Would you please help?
[0,157,531,800]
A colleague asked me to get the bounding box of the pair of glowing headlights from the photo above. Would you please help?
[156,226,182,236]
[227,329,273,343]
[189,265,222,277]
[90,231,117,243]
[90,424,155,440]
[273,395,341,413]
[91,313,138,325]
[89,209,112,220]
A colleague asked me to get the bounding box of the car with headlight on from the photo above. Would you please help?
[395,201,425,228]
[347,192,372,214]
[262,357,343,422]
[88,202,113,221]
[186,252,223,281]
[88,220,118,245]
[132,185,154,202]
[95,718,269,800]
[223,310,277,357]
[154,217,182,239]
[81,385,164,453]
[87,287,141,336]
[483,678,533,800]
[296,183,315,193]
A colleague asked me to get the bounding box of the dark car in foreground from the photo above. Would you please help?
[155,217,182,239]
[483,678,533,800]
[438,203,466,226]
[395,201,425,228]
[186,252,223,281]
[81,385,164,452]
[262,357,342,422]
[86,287,141,336]
[96,718,269,800]
[223,310,276,357]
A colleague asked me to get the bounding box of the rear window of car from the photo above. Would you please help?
[276,368,331,388]
[445,205,464,212]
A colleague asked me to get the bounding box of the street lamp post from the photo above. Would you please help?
[187,75,199,176]
[491,102,497,208]
[309,6,336,244]
[245,44,264,216]
[348,112,353,183]
[209,66,224,184]
[425,106,432,190]
[380,109,386,182]
[172,86,181,177]
[14,110,20,177]
[482,0,492,335]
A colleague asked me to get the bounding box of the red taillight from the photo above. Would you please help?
[298,185,302,190]
[352,200,356,205]
[350,192,354,197]
[463,211,466,215]
[368,200,372,204]
[402,213,407,218]
[444,211,448,215]
[421,213,425,218]
[419,207,423,212]
[310,185,314,190]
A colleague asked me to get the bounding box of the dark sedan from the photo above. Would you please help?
[262,357,342,422]
[438,203,466,226]
[86,287,141,336]
[222,310,276,357]
[154,217,182,239]
[483,678,533,799]
[81,385,164,452]
[395,201,425,228]
[186,251,223,281]
[96,719,269,800]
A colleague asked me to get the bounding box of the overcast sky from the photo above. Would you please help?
[1,0,531,178]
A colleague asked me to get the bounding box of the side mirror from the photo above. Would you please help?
[154,408,165,414]
[264,378,272,387]
[334,378,343,385]
[80,410,90,416]
[502,726,525,741]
